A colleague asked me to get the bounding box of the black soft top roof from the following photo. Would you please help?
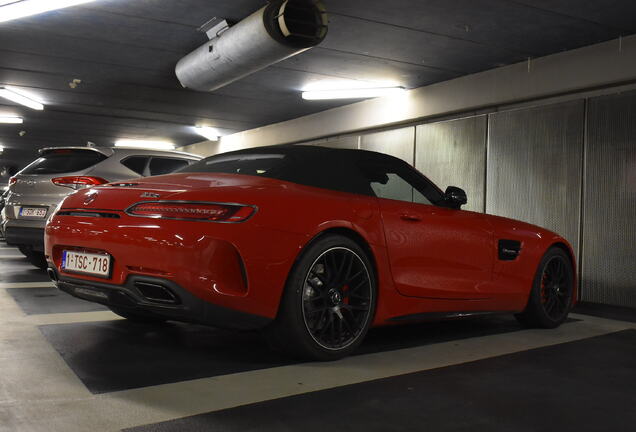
[185,144,444,200]
[221,144,397,162]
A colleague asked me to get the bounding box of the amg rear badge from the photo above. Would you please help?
[140,192,160,198]
[83,193,97,205]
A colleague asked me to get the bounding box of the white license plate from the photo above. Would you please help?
[20,207,47,218]
[62,251,112,277]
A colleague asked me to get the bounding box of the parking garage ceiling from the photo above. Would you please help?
[1,0,636,160]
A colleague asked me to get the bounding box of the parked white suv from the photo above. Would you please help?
[3,146,201,268]
[0,186,8,239]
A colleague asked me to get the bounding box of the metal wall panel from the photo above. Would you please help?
[583,92,636,307]
[360,127,415,164]
[415,116,487,212]
[298,135,359,149]
[486,100,584,258]
[321,135,360,149]
[297,137,329,146]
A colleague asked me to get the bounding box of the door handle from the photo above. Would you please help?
[400,212,422,222]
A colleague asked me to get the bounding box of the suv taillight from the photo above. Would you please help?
[52,176,108,190]
[127,202,255,222]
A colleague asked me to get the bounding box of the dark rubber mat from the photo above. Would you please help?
[7,287,108,315]
[39,320,289,394]
[126,330,636,432]
[40,315,525,394]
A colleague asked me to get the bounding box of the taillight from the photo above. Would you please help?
[52,176,108,190]
[127,202,255,222]
[9,177,17,186]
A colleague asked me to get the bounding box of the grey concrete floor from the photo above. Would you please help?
[1,241,635,432]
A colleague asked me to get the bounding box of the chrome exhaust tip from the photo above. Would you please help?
[47,268,58,282]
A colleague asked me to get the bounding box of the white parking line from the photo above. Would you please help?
[6,316,633,432]
[0,255,27,259]
[0,281,55,289]
[24,311,123,325]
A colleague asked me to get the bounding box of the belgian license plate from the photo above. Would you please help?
[62,251,111,277]
[19,207,47,218]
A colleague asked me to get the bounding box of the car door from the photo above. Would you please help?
[361,157,494,300]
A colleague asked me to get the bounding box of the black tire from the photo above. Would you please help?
[25,251,48,270]
[17,246,48,270]
[109,306,167,324]
[515,247,574,328]
[17,246,33,258]
[266,234,377,361]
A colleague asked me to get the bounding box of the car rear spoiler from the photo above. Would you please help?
[38,146,115,157]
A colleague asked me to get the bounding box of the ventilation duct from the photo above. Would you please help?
[175,0,328,92]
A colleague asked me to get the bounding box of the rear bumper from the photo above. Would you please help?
[5,226,45,251]
[50,270,272,330]
[45,209,305,322]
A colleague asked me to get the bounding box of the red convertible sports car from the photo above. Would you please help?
[45,145,576,360]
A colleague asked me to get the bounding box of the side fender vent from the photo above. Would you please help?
[498,239,522,261]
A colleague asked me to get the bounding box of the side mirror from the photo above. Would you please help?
[444,186,467,209]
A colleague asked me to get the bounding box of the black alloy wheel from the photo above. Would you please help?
[302,246,373,351]
[515,247,574,328]
[539,256,571,321]
[266,234,376,360]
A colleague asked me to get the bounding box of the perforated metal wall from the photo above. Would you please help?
[301,135,360,149]
[321,135,360,149]
[415,116,487,212]
[293,94,636,308]
[583,91,636,307]
[360,127,415,164]
[486,101,584,257]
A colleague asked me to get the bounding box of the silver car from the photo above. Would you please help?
[0,186,8,238]
[2,146,201,268]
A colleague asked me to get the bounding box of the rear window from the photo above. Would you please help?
[21,149,107,175]
[149,157,190,176]
[121,156,149,175]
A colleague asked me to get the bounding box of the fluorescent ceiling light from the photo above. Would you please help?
[194,126,220,141]
[302,86,407,101]
[0,86,45,110]
[0,116,23,124]
[115,140,175,150]
[0,0,95,23]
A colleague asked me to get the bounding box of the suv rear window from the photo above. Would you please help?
[149,157,190,175]
[121,156,149,176]
[21,149,107,175]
